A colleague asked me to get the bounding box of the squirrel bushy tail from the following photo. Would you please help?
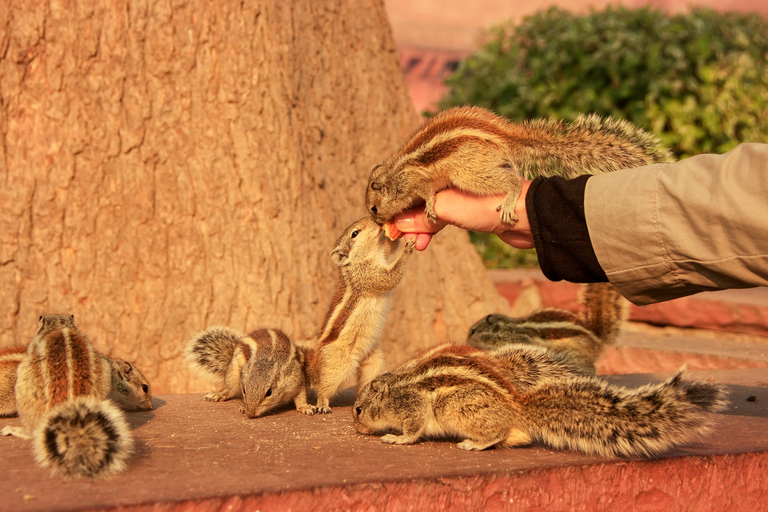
[186,326,243,384]
[517,371,728,457]
[577,282,629,347]
[34,395,133,479]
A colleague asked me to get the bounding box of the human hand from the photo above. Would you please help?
[392,180,534,251]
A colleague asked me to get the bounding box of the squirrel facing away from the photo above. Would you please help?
[186,326,313,417]
[4,315,149,479]
[365,106,675,228]
[353,343,727,456]
[305,217,415,414]
[467,282,628,374]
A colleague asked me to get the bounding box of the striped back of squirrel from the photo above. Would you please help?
[353,343,524,435]
[384,106,675,180]
[23,324,105,416]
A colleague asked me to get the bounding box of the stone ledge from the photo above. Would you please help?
[2,369,767,512]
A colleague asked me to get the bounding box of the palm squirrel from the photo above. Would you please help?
[3,315,152,478]
[0,345,26,416]
[1,341,153,418]
[186,326,313,417]
[467,282,628,374]
[365,106,675,228]
[353,343,727,456]
[305,217,415,414]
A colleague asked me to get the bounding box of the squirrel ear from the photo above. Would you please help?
[370,375,390,393]
[330,250,349,267]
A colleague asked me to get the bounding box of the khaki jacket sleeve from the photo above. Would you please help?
[584,143,768,305]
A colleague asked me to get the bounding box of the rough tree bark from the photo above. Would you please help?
[0,0,508,393]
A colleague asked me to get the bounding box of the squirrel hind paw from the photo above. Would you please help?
[456,439,497,451]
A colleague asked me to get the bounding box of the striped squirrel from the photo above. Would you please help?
[0,342,153,418]
[0,346,26,416]
[2,315,151,478]
[365,106,675,228]
[306,217,415,414]
[467,282,628,374]
[353,343,727,456]
[186,327,313,417]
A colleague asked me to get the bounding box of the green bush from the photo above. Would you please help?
[440,6,768,268]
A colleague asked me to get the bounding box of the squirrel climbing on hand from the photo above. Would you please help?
[365,106,675,229]
[4,315,151,479]
[186,326,313,417]
[467,282,628,374]
[353,343,727,456]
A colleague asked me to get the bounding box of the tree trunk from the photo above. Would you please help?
[0,0,508,393]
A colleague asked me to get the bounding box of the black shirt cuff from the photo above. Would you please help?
[526,175,608,283]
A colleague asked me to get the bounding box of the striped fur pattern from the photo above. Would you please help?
[11,315,134,478]
[308,217,415,414]
[0,344,152,417]
[186,326,313,416]
[467,282,628,374]
[0,346,26,416]
[365,106,675,225]
[353,343,727,456]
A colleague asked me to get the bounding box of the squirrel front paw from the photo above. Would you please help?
[380,433,418,445]
[311,405,332,414]
[296,404,316,415]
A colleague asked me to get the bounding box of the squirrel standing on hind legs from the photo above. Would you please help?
[3,315,151,479]
[305,217,415,414]
[365,106,675,231]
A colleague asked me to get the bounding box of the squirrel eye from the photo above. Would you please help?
[355,406,362,416]
[142,384,149,393]
[265,388,272,397]
[351,230,360,238]
[371,183,382,191]
[370,206,377,214]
